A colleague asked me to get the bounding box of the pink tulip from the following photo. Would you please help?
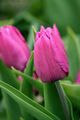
[18,76,23,81]
[0,25,30,71]
[34,25,69,82]
[76,71,80,84]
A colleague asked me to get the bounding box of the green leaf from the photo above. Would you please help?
[2,91,21,120]
[61,82,80,110]
[0,60,19,89]
[0,61,21,120]
[13,69,43,95]
[63,32,80,81]
[20,52,34,120]
[67,28,80,63]
[66,97,74,120]
[0,101,7,120]
[27,23,40,50]
[44,82,69,120]
[0,80,60,120]
[13,67,75,120]
[24,51,34,75]
[21,52,34,95]
[73,108,80,120]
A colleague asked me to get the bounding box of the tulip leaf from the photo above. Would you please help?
[73,108,80,120]
[0,80,60,120]
[27,25,34,50]
[0,61,21,120]
[20,52,34,120]
[27,23,40,50]
[63,31,80,81]
[12,67,75,120]
[13,69,43,95]
[2,91,21,120]
[0,106,7,120]
[67,28,80,63]
[21,52,34,95]
[13,68,75,119]
[66,96,74,120]
[44,80,74,120]
[62,82,80,111]
[0,61,19,88]
[24,51,34,75]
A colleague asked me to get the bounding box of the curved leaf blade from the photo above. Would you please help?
[0,81,60,120]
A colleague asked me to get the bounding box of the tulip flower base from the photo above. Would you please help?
[44,81,70,120]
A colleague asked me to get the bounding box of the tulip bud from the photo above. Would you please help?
[18,76,23,81]
[76,71,80,84]
[34,25,69,82]
[0,25,30,71]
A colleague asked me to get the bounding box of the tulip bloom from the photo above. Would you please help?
[0,25,30,71]
[34,25,69,82]
[18,76,23,81]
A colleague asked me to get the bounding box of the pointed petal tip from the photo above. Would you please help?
[40,26,45,32]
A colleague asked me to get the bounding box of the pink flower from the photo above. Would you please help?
[76,71,80,84]
[18,76,23,81]
[0,25,30,71]
[34,25,69,82]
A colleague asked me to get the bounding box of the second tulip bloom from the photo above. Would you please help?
[0,26,30,71]
[34,25,69,82]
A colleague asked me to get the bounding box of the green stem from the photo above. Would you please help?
[44,81,70,120]
[55,81,70,120]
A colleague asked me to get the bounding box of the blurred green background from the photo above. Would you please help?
[0,0,80,35]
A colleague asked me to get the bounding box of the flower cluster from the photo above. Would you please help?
[0,25,69,82]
